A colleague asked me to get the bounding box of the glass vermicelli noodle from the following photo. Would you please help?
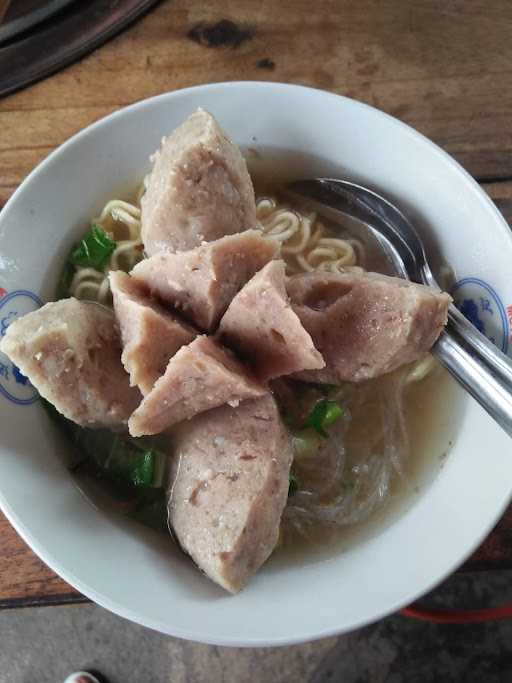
[281,370,411,543]
[65,185,439,550]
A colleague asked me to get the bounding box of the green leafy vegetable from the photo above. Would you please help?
[105,437,156,488]
[288,472,299,497]
[70,224,116,271]
[128,450,157,486]
[70,429,160,489]
[42,399,162,489]
[42,399,169,531]
[132,451,155,488]
[304,399,343,437]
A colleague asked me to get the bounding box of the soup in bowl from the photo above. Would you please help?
[0,82,510,645]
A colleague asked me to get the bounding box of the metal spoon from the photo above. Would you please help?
[287,178,512,438]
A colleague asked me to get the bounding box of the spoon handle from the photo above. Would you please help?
[434,304,512,437]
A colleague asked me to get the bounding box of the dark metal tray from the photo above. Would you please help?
[0,0,160,98]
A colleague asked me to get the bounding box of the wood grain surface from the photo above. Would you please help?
[1,0,512,607]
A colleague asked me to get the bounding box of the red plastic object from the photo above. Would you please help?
[401,604,512,624]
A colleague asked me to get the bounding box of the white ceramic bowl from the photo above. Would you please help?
[1,82,511,646]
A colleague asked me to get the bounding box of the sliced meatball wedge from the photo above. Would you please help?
[131,230,279,332]
[110,271,197,395]
[169,394,293,593]
[287,271,451,383]
[0,298,140,428]
[128,336,266,437]
[218,260,324,381]
[141,109,257,255]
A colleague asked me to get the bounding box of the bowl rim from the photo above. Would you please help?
[5,81,511,247]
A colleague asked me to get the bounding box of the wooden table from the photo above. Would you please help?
[1,0,512,609]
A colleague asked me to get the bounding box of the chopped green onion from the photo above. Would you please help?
[288,472,299,497]
[106,437,157,488]
[70,224,116,271]
[304,399,343,437]
[130,449,155,487]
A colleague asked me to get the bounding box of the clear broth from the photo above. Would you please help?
[273,365,463,566]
